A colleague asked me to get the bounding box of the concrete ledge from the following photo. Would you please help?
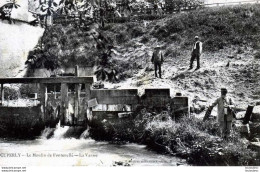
[144,88,171,97]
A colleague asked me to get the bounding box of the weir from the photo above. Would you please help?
[0,75,189,129]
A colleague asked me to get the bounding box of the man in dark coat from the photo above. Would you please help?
[189,36,203,70]
[151,46,164,78]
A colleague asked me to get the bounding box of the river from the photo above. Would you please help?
[0,124,186,167]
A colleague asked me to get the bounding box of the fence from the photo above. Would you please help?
[49,0,260,25]
[203,0,260,7]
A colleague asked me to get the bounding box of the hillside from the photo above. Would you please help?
[26,4,260,113]
[0,20,44,77]
[99,4,260,113]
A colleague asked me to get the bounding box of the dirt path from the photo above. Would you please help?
[105,44,260,117]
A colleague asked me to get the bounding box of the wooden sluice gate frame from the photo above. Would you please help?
[0,76,189,127]
[0,76,94,126]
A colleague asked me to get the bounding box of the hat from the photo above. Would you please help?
[195,36,199,39]
[221,88,228,93]
[0,0,12,8]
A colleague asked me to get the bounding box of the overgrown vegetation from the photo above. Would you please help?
[25,24,98,75]
[91,4,260,81]
[26,4,260,81]
[89,112,258,166]
[104,4,260,52]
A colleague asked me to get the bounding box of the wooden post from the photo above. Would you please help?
[75,65,79,77]
[40,84,47,121]
[74,84,81,125]
[74,65,80,125]
[61,83,68,126]
[1,84,4,106]
[54,85,57,99]
[85,83,92,119]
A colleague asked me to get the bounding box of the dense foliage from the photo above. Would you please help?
[89,112,258,166]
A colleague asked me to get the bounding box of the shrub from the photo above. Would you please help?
[166,18,185,33]
[89,114,258,166]
[130,26,145,38]
[116,32,130,44]
[3,87,19,100]
[140,35,150,44]
[254,51,260,59]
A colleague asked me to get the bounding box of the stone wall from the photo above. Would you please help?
[0,105,45,138]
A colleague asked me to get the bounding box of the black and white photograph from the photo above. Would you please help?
[0,0,259,169]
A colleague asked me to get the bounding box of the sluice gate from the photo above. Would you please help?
[0,76,189,128]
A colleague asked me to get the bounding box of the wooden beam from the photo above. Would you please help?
[1,84,4,106]
[75,65,79,77]
[74,84,81,125]
[85,83,92,118]
[60,83,69,126]
[0,77,94,84]
[40,84,47,121]
[85,83,92,101]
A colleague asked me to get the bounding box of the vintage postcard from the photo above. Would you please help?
[0,0,259,171]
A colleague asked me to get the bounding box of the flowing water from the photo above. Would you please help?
[0,123,187,167]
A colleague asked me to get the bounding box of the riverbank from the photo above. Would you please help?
[88,112,259,166]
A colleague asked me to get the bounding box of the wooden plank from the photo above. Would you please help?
[0,77,94,84]
[144,88,170,97]
[1,84,4,106]
[75,65,79,77]
[85,83,91,101]
[96,97,139,105]
[74,84,81,124]
[60,83,68,126]
[91,89,138,97]
[40,84,47,121]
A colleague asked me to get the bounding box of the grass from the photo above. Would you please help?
[95,4,260,80]
[26,4,260,80]
[89,112,259,166]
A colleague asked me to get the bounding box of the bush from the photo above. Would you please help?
[166,17,185,33]
[254,51,260,59]
[89,113,258,166]
[130,26,145,38]
[140,35,150,44]
[116,32,130,44]
[3,87,19,100]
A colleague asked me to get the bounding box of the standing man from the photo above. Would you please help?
[205,88,235,139]
[151,45,164,78]
[189,36,202,70]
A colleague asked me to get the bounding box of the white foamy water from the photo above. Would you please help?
[80,129,90,139]
[0,137,187,166]
[52,121,70,140]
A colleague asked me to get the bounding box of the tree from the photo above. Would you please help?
[38,0,58,27]
[58,0,77,15]
[165,0,204,12]
[0,0,20,24]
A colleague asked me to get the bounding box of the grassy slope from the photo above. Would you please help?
[31,4,260,112]
[102,4,260,111]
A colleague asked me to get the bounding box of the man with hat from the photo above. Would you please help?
[151,45,164,78]
[207,88,235,139]
[189,36,202,70]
